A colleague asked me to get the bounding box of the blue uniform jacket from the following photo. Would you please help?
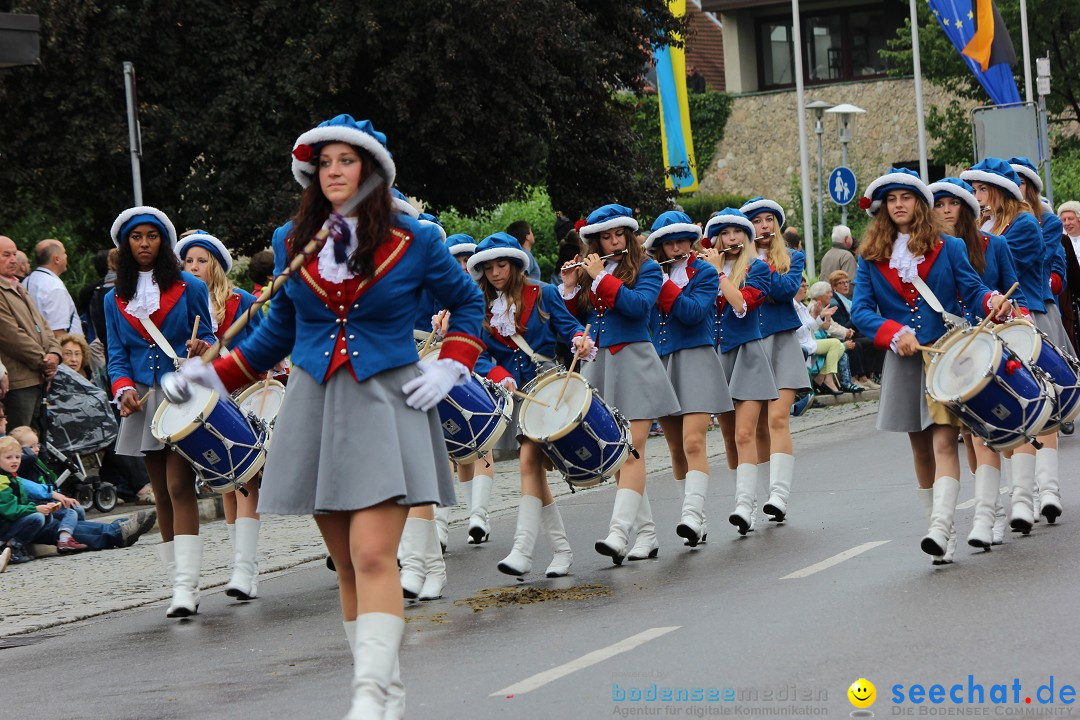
[960,233,1027,324]
[105,272,217,396]
[1038,211,1066,304]
[716,258,771,353]
[851,235,995,349]
[481,283,584,387]
[214,214,485,388]
[220,288,263,350]
[1000,213,1047,314]
[585,258,663,350]
[757,249,805,337]
[650,256,719,357]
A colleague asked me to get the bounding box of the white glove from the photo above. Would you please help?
[179,358,228,397]
[499,376,518,392]
[402,359,463,412]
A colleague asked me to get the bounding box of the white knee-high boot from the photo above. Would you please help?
[540,501,573,576]
[418,519,447,601]
[728,464,757,535]
[434,506,450,552]
[498,495,541,576]
[469,475,493,544]
[627,489,660,560]
[166,535,202,618]
[226,517,260,600]
[595,488,642,564]
[921,476,960,558]
[676,471,709,546]
[1035,447,1063,523]
[967,466,999,549]
[399,518,429,599]
[157,540,175,586]
[346,612,404,720]
[763,453,794,522]
[1010,453,1036,534]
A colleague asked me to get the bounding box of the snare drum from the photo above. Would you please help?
[151,383,268,493]
[418,351,513,462]
[926,329,1054,450]
[235,380,287,440]
[993,319,1080,432]
[518,372,631,489]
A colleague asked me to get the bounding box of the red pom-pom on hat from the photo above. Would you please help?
[858,196,872,210]
[292,144,314,162]
[573,219,588,232]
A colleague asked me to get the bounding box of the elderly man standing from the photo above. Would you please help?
[1058,201,1080,354]
[0,236,63,434]
[23,238,83,337]
[13,251,30,280]
[818,225,856,290]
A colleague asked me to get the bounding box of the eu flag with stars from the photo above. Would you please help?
[926,0,1020,105]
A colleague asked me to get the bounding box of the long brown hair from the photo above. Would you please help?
[859,194,943,263]
[477,263,531,336]
[286,145,392,279]
[981,184,1033,236]
[574,226,644,316]
[1020,179,1045,222]
[951,207,987,275]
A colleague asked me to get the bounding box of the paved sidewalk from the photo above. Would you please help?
[0,396,879,636]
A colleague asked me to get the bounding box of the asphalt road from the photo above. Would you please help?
[3,416,1077,719]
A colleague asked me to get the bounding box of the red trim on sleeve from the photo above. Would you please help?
[487,365,513,384]
[657,280,682,314]
[1017,306,1031,318]
[873,319,905,350]
[1051,273,1063,296]
[594,274,622,308]
[438,332,484,370]
[742,286,766,311]
[111,377,135,398]
[212,349,261,393]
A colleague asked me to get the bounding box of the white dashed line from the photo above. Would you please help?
[780,541,891,580]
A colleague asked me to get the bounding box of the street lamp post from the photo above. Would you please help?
[825,103,866,226]
[1037,56,1054,207]
[806,99,833,253]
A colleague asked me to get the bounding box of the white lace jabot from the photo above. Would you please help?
[668,257,690,288]
[889,233,924,284]
[318,216,360,284]
[490,291,517,336]
[124,271,160,319]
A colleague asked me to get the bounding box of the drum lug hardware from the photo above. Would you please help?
[1029,438,1043,450]
[629,445,640,460]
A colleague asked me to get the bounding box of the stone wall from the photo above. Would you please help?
[698,77,974,208]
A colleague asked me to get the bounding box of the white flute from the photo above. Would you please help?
[562,248,628,270]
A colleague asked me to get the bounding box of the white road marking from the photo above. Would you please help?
[490,626,680,697]
[780,541,891,580]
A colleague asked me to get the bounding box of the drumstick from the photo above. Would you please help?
[137,389,153,408]
[511,389,550,408]
[958,282,1020,356]
[187,315,201,358]
[555,323,591,408]
[916,345,944,354]
[256,376,271,417]
[420,310,446,355]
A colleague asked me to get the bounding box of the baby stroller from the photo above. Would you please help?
[36,364,121,512]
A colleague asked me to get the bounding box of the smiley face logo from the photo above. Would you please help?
[848,678,876,708]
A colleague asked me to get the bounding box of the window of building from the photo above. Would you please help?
[756,4,905,90]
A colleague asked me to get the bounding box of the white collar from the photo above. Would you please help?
[318,216,360,284]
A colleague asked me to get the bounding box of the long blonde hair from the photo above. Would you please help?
[859,195,943,263]
[756,212,791,273]
[1020,180,1045,222]
[574,226,644,316]
[202,257,233,327]
[722,227,757,287]
[982,185,1033,235]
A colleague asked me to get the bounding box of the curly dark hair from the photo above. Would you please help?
[114,232,183,301]
[286,145,391,279]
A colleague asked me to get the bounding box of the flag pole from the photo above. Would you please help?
[1019,0,1033,103]
[791,0,816,278]
[909,0,929,181]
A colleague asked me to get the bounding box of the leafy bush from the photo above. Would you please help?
[1050,137,1080,205]
[7,202,99,300]
[626,92,734,184]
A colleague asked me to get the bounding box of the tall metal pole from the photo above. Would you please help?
[909,0,929,181]
[123,61,143,205]
[792,0,816,277]
[1019,0,1033,104]
[1037,56,1054,206]
[840,140,849,227]
[816,119,825,249]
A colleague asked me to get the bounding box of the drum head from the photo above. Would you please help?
[928,332,1000,401]
[520,373,590,440]
[152,383,217,441]
[236,380,286,422]
[994,320,1038,361]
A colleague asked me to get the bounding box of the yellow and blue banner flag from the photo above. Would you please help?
[652,0,697,193]
[927,0,1019,105]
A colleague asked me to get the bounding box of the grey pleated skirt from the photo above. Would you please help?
[581,341,681,421]
[718,340,779,402]
[1032,306,1075,356]
[257,365,456,515]
[115,382,167,456]
[877,351,958,432]
[761,330,812,391]
[662,346,733,415]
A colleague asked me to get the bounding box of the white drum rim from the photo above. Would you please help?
[926,331,1001,403]
[234,379,286,420]
[151,387,221,443]
[519,372,591,442]
[565,442,629,489]
[993,319,1042,364]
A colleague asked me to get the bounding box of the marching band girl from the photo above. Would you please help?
[467,232,593,577]
[561,204,680,564]
[177,231,264,600]
[740,197,808,523]
[104,207,217,617]
[645,211,730,551]
[700,208,775,536]
[183,114,485,718]
[928,178,1025,548]
[960,159,1058,532]
[851,169,1010,564]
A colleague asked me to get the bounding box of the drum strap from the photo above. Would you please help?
[509,333,554,364]
[139,316,182,369]
[908,274,967,329]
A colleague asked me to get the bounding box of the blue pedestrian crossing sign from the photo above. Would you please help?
[828,166,857,206]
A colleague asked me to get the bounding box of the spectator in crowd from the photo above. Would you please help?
[505,220,542,282]
[248,249,275,296]
[827,271,882,388]
[819,225,857,291]
[0,235,63,435]
[58,333,93,379]
[0,357,7,403]
[554,213,575,246]
[1057,201,1080,353]
[8,425,50,486]
[14,251,30,280]
[77,249,112,345]
[792,279,845,395]
[687,65,706,94]
[782,226,802,251]
[808,280,866,393]
[23,238,84,337]
[0,404,6,437]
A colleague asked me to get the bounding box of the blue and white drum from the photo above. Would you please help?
[518,371,632,489]
[418,350,513,463]
[926,329,1054,450]
[235,379,287,443]
[993,319,1080,433]
[151,383,268,493]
